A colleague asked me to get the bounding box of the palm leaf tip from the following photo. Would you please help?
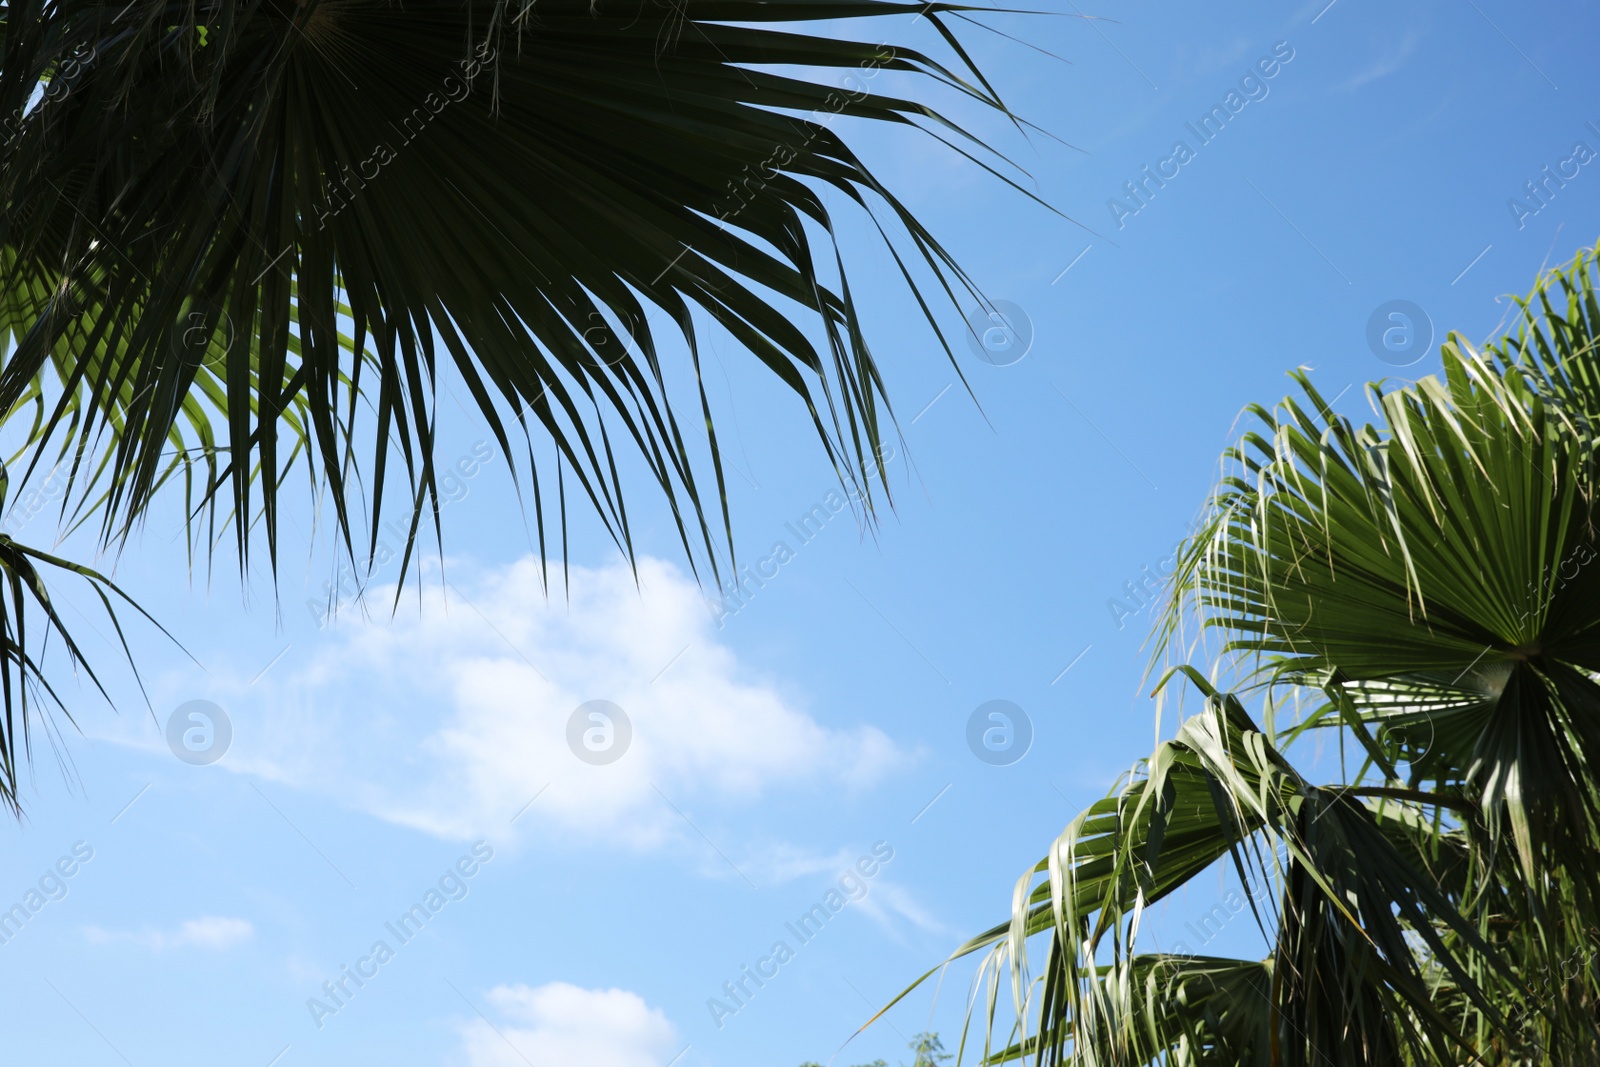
[0,530,161,816]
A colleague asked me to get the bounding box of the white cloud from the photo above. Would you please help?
[458,982,676,1067]
[221,555,911,849]
[733,842,858,887]
[84,916,253,951]
[856,879,945,937]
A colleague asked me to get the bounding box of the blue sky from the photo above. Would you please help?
[4,2,1600,1065]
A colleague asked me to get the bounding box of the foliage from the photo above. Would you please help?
[895,245,1600,1064]
[0,460,169,812]
[0,0,1020,812]
[0,0,1026,583]
[909,1031,953,1067]
[801,1029,951,1067]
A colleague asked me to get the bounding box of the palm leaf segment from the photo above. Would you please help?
[913,246,1600,1065]
[0,0,1016,585]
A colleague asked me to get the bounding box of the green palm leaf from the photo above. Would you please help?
[909,252,1600,1064]
[0,0,1032,816]
[0,0,1028,589]
[0,462,172,812]
[895,678,1508,1067]
[1159,316,1600,898]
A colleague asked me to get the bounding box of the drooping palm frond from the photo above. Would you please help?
[0,0,1031,818]
[0,0,1028,592]
[894,677,1510,1067]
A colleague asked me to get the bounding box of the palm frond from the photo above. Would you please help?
[1157,330,1600,904]
[902,249,1600,1067]
[0,0,1027,591]
[1494,242,1600,424]
[899,677,1508,1067]
[0,463,167,812]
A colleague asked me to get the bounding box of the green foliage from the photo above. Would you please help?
[0,0,1015,814]
[0,0,1023,587]
[800,1029,951,1067]
[0,467,170,812]
[897,245,1600,1065]
[909,1031,953,1067]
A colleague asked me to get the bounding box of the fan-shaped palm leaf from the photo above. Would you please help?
[0,0,1027,588]
[0,0,1030,814]
[1159,293,1600,914]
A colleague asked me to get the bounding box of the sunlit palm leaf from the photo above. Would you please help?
[906,249,1600,1067]
[1496,244,1600,424]
[1160,325,1600,902]
[896,677,1506,1066]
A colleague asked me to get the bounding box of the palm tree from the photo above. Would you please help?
[898,246,1600,1064]
[0,0,1028,812]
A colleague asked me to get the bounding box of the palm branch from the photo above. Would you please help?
[0,460,172,812]
[1160,251,1600,909]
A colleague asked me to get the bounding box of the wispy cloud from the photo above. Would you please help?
[1336,32,1422,93]
[84,916,254,951]
[857,879,945,937]
[727,843,858,887]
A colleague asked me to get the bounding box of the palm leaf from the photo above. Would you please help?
[894,677,1509,1066]
[0,462,171,812]
[0,0,1028,591]
[1158,331,1600,905]
[1494,242,1600,424]
[905,250,1600,1067]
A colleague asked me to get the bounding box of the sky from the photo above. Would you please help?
[3,2,1600,1065]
